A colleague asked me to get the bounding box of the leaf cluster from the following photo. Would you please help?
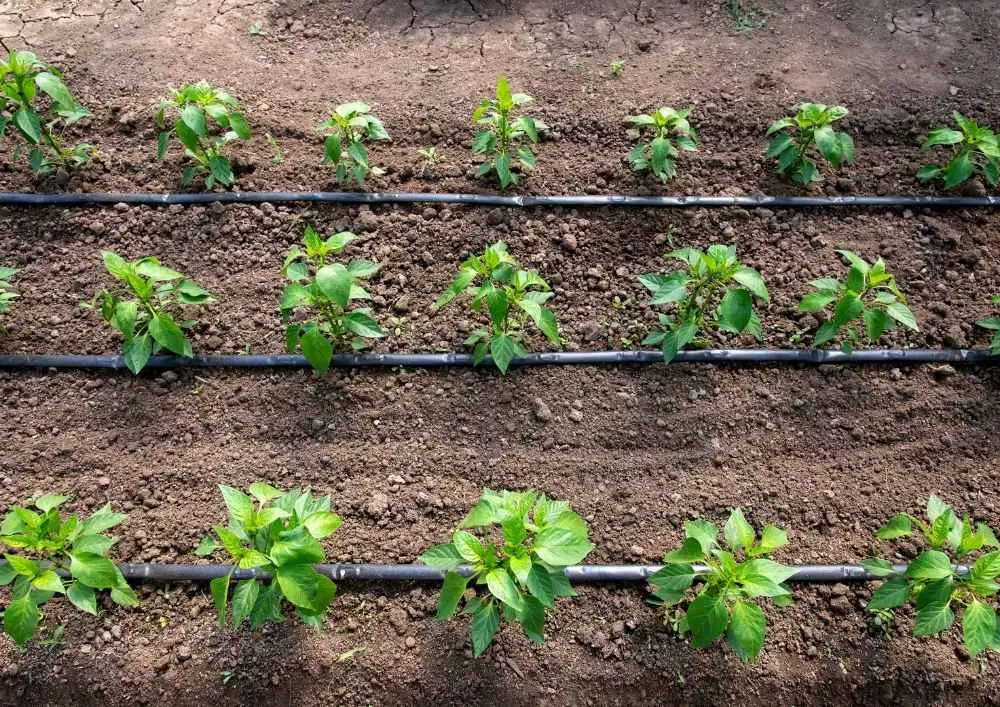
[195,484,342,631]
[1,496,137,647]
[435,241,560,374]
[977,295,1000,355]
[155,81,251,188]
[798,249,917,352]
[626,107,698,183]
[640,245,769,363]
[766,103,855,185]
[318,101,389,185]
[472,77,545,190]
[917,112,999,189]
[648,509,794,662]
[0,50,93,174]
[420,490,593,657]
[0,267,17,318]
[280,226,384,374]
[86,250,214,374]
[864,496,1000,657]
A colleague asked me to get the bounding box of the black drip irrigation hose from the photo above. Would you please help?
[0,191,998,209]
[106,562,914,584]
[0,348,996,371]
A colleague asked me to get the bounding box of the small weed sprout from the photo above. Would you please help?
[155,81,251,189]
[1,496,137,647]
[766,103,855,185]
[0,50,93,174]
[0,267,18,322]
[916,112,999,190]
[195,484,342,630]
[798,249,917,352]
[649,509,794,662]
[640,245,769,362]
[610,60,626,78]
[418,146,442,164]
[626,107,698,183]
[472,77,546,190]
[864,496,1000,658]
[435,242,560,374]
[266,132,284,164]
[421,489,593,657]
[318,101,389,185]
[977,295,1000,355]
[85,251,214,374]
[725,0,770,31]
[280,226,384,374]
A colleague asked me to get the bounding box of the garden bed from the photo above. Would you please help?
[1,0,1000,705]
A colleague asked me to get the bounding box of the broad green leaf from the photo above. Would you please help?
[972,551,1000,582]
[148,314,188,356]
[727,600,766,662]
[485,568,524,611]
[732,268,769,302]
[123,335,153,375]
[275,564,323,609]
[867,576,909,610]
[723,509,756,552]
[453,531,486,563]
[420,543,464,571]
[526,563,555,607]
[885,302,918,331]
[943,151,974,189]
[687,591,728,649]
[66,581,97,615]
[751,525,788,555]
[31,570,64,594]
[4,595,40,646]
[470,600,500,657]
[963,600,997,657]
[717,288,753,334]
[518,596,545,643]
[489,334,524,375]
[181,104,208,137]
[876,514,912,539]
[684,519,718,553]
[906,550,953,580]
[437,571,469,619]
[210,572,231,626]
[664,537,705,564]
[270,527,325,567]
[231,579,260,628]
[70,552,120,589]
[648,563,697,604]
[219,485,254,526]
[914,601,955,636]
[34,494,70,513]
[208,156,235,186]
[315,264,353,308]
[303,511,342,539]
[299,328,333,375]
[533,527,593,567]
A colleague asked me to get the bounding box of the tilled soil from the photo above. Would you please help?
[2,0,1000,705]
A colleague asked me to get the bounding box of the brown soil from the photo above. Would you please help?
[1,1,1000,705]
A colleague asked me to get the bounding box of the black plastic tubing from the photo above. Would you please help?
[0,191,997,209]
[118,562,902,584]
[0,349,996,371]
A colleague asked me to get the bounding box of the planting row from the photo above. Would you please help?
[1,487,998,663]
[1,234,999,374]
[2,51,999,192]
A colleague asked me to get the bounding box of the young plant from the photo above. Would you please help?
[916,112,1000,190]
[798,250,917,352]
[420,489,593,657]
[640,245,769,363]
[435,241,560,374]
[472,77,546,190]
[318,101,390,185]
[155,81,251,189]
[85,251,214,375]
[648,509,794,663]
[0,267,17,321]
[977,295,1000,355]
[626,107,698,183]
[195,484,341,631]
[766,103,855,185]
[417,146,441,164]
[280,226,384,375]
[864,496,1000,658]
[1,496,137,648]
[610,59,626,78]
[0,50,93,174]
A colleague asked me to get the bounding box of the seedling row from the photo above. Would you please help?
[2,488,998,664]
[2,52,998,192]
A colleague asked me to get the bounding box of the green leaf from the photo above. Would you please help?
[723,509,756,552]
[231,579,260,628]
[315,264,353,308]
[275,564,323,610]
[867,576,909,610]
[210,572,231,626]
[123,335,153,375]
[906,550,953,580]
[485,568,524,612]
[885,302,918,331]
[732,268,769,302]
[963,600,997,657]
[14,107,41,144]
[181,104,208,137]
[299,328,333,375]
[470,600,500,657]
[270,527,325,567]
[4,595,41,646]
[876,514,912,540]
[69,552,120,589]
[923,128,965,148]
[66,581,98,615]
[453,531,486,563]
[533,527,593,567]
[437,571,469,619]
[420,543,464,571]
[687,591,728,649]
[148,314,188,356]
[914,600,955,636]
[518,596,545,643]
[648,563,697,604]
[752,525,788,555]
[228,112,250,140]
[727,600,766,662]
[864,308,890,342]
[34,494,70,513]
[717,288,753,334]
[972,551,1000,582]
[664,537,705,564]
[526,563,555,607]
[208,156,235,186]
[489,334,524,376]
[684,519,718,553]
[943,151,974,189]
[344,311,384,339]
[32,570,64,594]
[219,485,254,526]
[303,511,342,539]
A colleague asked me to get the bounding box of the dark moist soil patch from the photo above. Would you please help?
[2,0,1000,705]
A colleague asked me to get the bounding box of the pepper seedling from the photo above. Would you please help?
[626,107,698,183]
[84,251,214,374]
[472,77,546,190]
[648,509,794,662]
[917,112,999,190]
[798,249,917,352]
[280,226,384,375]
[195,484,342,631]
[435,241,560,374]
[317,101,390,185]
[0,267,17,323]
[155,81,251,189]
[864,496,1000,658]
[766,103,855,185]
[640,245,769,362]
[0,50,93,174]
[420,489,593,656]
[977,295,1000,355]
[1,495,137,648]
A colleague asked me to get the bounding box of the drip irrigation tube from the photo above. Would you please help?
[105,562,911,584]
[0,348,996,371]
[0,191,998,209]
